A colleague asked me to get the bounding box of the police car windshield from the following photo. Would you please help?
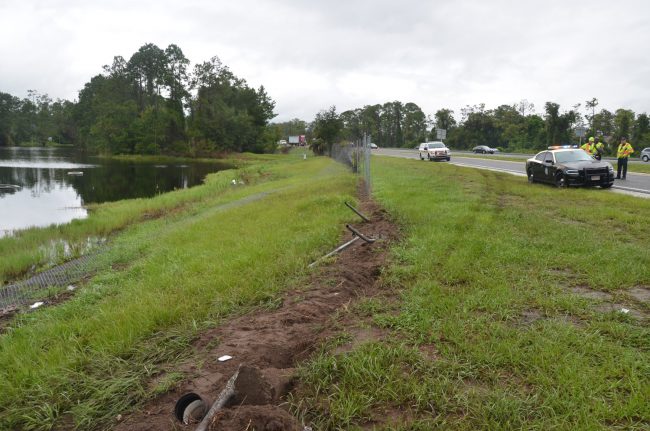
[429,143,445,148]
[555,150,593,163]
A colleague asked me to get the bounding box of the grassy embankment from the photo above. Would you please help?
[294,156,650,430]
[0,152,357,430]
[0,156,238,284]
[456,153,650,174]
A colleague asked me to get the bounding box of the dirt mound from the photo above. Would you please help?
[114,197,399,431]
[208,405,301,431]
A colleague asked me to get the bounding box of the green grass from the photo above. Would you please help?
[294,157,650,430]
[0,152,357,430]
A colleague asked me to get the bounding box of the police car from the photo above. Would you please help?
[526,146,615,188]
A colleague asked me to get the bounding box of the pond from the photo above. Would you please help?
[0,147,229,237]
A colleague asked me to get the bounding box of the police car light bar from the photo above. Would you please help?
[547,145,579,150]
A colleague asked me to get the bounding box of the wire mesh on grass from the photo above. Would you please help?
[0,252,103,310]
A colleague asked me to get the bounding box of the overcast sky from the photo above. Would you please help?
[1,0,649,122]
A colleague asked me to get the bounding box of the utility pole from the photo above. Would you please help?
[585,98,599,136]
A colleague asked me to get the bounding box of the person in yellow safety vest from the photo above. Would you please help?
[593,136,605,160]
[581,137,596,155]
[616,136,634,180]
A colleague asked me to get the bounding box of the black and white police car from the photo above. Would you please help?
[526,146,615,188]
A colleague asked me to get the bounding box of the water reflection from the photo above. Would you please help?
[0,147,228,236]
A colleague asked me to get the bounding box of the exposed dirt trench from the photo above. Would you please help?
[114,195,400,431]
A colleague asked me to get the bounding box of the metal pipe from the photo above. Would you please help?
[344,201,370,222]
[195,367,240,431]
[308,236,361,268]
[345,225,376,243]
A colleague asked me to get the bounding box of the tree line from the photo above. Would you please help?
[0,43,277,155]
[310,98,650,154]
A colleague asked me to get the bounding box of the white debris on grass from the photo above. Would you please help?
[30,302,44,309]
[67,285,76,291]
[620,308,630,314]
[217,355,232,362]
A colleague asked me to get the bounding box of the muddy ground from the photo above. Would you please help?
[113,196,401,431]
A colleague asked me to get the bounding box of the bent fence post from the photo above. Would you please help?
[345,224,376,243]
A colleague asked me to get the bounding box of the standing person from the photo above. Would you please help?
[593,136,605,161]
[581,137,595,155]
[616,137,634,180]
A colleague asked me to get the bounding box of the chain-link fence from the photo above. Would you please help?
[0,251,106,311]
[329,135,372,195]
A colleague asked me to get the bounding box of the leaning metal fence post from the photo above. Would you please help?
[344,201,371,222]
[308,237,361,268]
[345,224,376,243]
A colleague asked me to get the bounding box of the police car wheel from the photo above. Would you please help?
[643,155,649,162]
[527,168,535,183]
[555,172,567,188]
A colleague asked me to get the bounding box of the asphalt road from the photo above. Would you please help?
[374,148,650,197]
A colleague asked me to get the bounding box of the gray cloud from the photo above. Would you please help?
[1,0,649,122]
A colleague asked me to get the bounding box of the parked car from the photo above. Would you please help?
[526,146,614,188]
[418,142,450,161]
[641,147,650,162]
[370,143,378,149]
[472,145,498,154]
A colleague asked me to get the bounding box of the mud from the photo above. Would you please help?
[594,303,647,320]
[113,197,399,431]
[570,285,613,301]
[519,309,544,325]
[627,286,650,304]
[569,285,648,320]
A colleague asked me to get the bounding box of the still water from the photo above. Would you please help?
[0,147,229,236]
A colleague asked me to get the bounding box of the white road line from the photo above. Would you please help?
[612,184,650,194]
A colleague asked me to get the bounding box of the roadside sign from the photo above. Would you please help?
[436,128,447,140]
[575,126,586,138]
